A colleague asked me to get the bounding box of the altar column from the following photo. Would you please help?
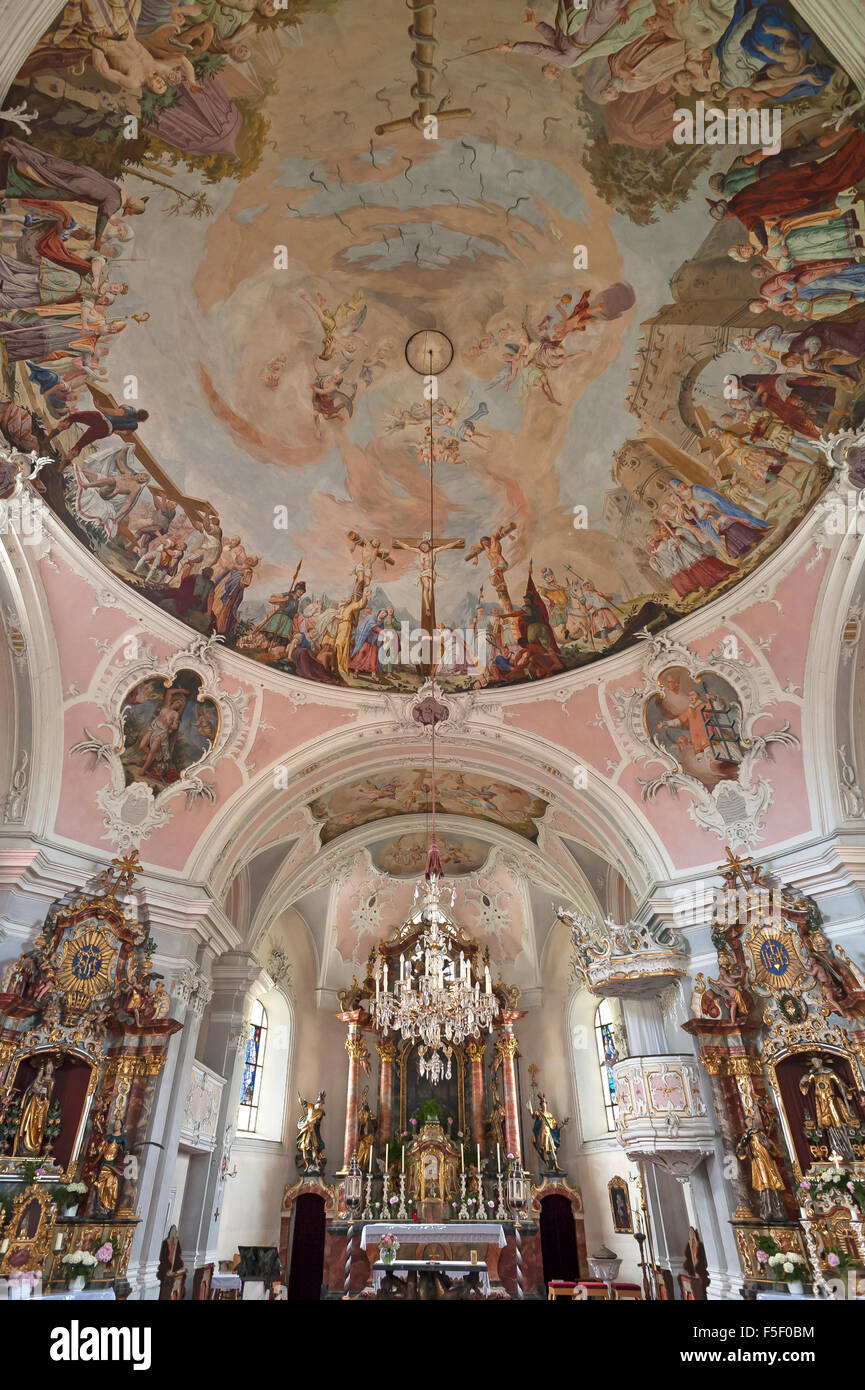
[376,1037,396,1153]
[466,1039,486,1149]
[496,1010,525,1160]
[339,1011,369,1171]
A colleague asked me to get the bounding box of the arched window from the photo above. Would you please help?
[238,1000,268,1134]
[594,999,619,1133]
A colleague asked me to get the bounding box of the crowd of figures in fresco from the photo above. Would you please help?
[0,0,863,692]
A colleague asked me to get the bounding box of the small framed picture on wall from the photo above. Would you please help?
[608,1175,633,1234]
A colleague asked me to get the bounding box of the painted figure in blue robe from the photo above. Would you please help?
[669,479,771,562]
[716,1,834,102]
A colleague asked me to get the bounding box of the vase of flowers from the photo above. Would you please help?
[379,1233,400,1267]
[61,1249,98,1291]
[50,1182,88,1217]
[766,1250,808,1294]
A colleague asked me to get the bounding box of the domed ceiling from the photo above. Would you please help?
[2,0,860,693]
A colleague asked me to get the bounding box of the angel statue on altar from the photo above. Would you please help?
[296,1090,327,1172]
[527,1091,569,1174]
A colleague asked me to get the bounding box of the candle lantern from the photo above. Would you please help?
[344,1152,363,1214]
[505,1157,527,1215]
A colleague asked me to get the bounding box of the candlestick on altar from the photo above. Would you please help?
[495,1169,507,1221]
[381,1170,390,1215]
[362,1169,374,1221]
[458,1170,470,1221]
[397,1170,408,1220]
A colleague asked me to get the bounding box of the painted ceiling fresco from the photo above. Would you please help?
[1,0,861,692]
[310,768,547,843]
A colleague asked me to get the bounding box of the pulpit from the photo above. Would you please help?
[405,1121,461,1220]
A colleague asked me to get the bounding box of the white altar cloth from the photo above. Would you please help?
[360,1222,505,1249]
[372,1260,490,1296]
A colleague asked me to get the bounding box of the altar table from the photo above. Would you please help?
[360,1222,506,1249]
[212,1272,243,1299]
[372,1260,490,1296]
[40,1289,117,1301]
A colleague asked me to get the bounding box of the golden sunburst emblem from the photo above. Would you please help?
[56,925,114,1001]
[744,920,806,994]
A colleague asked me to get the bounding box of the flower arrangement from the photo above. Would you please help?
[800,1167,865,1214]
[95,1241,113,1265]
[61,1248,98,1285]
[379,1232,400,1265]
[49,1182,88,1214]
[766,1250,808,1285]
[824,1247,856,1273]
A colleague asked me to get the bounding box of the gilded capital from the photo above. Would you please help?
[496,1034,518,1059]
[465,1040,486,1062]
[376,1038,397,1063]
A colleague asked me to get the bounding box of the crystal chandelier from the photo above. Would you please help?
[370,330,497,1082]
[372,860,496,1084]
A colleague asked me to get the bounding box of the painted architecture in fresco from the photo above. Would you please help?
[1,0,862,692]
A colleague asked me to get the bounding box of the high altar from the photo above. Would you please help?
[0,853,181,1292]
[280,881,587,1297]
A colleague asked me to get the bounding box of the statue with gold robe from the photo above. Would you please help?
[296,1090,326,1172]
[13,1058,56,1157]
[735,1123,787,1220]
[93,1115,127,1216]
[355,1088,376,1172]
[527,1091,569,1175]
[799,1056,862,1161]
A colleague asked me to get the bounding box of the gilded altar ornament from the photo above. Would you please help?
[296,1090,327,1172]
[355,1087,377,1171]
[799,1056,862,1162]
[13,1057,60,1157]
[735,1121,787,1221]
[527,1091,569,1175]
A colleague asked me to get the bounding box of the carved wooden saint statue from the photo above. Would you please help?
[296,1090,327,1172]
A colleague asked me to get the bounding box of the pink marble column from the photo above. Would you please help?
[376,1037,396,1154]
[338,1011,368,1172]
[496,1010,526,1162]
[466,1039,486,1151]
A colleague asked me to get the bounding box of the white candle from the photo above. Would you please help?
[476,1143,481,1175]
[0,1238,8,1254]
[383,963,388,990]
[369,1144,374,1174]
[484,965,491,994]
[496,1142,501,1173]
[54,1233,63,1251]
[385,1143,389,1169]
[401,1145,405,1173]
[461,1144,464,1173]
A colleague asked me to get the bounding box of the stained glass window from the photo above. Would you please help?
[595,998,619,1133]
[237,999,267,1133]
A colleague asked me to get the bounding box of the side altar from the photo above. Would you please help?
[684,852,865,1294]
[0,853,182,1292]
